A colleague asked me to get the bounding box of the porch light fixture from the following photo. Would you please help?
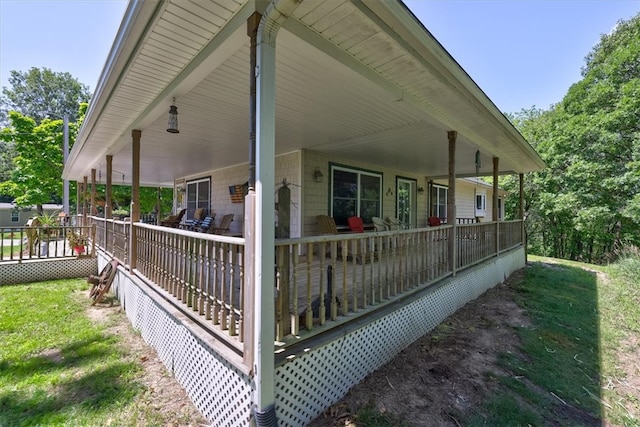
[417,186,425,195]
[166,97,179,133]
[314,168,324,183]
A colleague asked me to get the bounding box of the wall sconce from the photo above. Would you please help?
[417,186,425,195]
[167,97,179,133]
[386,187,393,196]
[314,168,324,183]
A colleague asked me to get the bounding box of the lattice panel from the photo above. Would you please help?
[275,248,524,426]
[0,258,97,285]
[110,265,252,426]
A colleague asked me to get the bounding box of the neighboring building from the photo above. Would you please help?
[0,203,63,229]
[63,1,544,425]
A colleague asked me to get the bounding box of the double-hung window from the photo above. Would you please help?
[430,184,448,220]
[11,210,19,222]
[186,177,210,220]
[330,165,382,226]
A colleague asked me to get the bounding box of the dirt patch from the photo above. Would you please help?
[308,269,533,426]
[87,299,209,426]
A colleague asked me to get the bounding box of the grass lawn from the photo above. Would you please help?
[311,253,640,426]
[0,278,206,426]
[468,255,639,426]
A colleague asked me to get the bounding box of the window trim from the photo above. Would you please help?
[475,190,487,217]
[429,183,448,220]
[185,176,211,220]
[329,163,382,225]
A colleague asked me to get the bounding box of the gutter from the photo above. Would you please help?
[252,2,301,426]
[63,0,164,180]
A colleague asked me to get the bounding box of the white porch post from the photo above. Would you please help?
[253,11,278,421]
[250,1,301,422]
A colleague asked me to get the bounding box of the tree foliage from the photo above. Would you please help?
[0,111,81,213]
[503,13,640,263]
[0,67,91,125]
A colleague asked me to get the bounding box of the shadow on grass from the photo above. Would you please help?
[469,261,602,426]
[0,333,141,426]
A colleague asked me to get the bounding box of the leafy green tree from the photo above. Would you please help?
[0,67,90,125]
[503,13,640,263]
[0,111,81,214]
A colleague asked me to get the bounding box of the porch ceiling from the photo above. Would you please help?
[64,0,544,187]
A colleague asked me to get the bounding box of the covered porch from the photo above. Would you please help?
[63,0,543,425]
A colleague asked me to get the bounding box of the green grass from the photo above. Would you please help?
[0,278,203,426]
[350,254,640,426]
[464,254,639,426]
[2,242,23,259]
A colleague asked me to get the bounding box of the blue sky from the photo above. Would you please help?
[1,0,638,115]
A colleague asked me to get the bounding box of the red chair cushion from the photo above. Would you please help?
[428,216,441,227]
[347,216,365,233]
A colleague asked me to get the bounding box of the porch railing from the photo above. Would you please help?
[274,226,452,340]
[88,217,523,364]
[134,223,246,352]
[456,222,497,270]
[0,224,96,262]
[499,220,524,252]
[93,217,130,263]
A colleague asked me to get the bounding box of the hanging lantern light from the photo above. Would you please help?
[166,97,179,133]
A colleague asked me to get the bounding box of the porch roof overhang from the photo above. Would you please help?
[63,0,545,187]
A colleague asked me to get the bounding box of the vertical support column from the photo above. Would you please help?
[254,10,277,422]
[519,173,526,263]
[76,181,82,224]
[243,9,261,372]
[156,187,162,225]
[105,155,113,219]
[130,129,141,270]
[493,157,499,255]
[91,168,97,216]
[447,131,457,275]
[83,176,88,226]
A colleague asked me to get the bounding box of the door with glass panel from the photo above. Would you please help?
[396,177,416,228]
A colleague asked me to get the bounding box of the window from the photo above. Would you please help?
[430,184,447,220]
[186,177,210,220]
[475,191,487,217]
[330,165,382,225]
[11,210,19,222]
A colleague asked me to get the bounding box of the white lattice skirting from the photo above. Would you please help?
[100,247,524,426]
[0,257,97,286]
[274,247,525,426]
[98,254,253,426]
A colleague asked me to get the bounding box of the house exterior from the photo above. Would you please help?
[63,1,544,425]
[0,203,63,229]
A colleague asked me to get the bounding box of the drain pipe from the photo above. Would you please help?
[251,0,301,426]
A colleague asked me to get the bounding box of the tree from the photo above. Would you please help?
[503,13,640,263]
[0,67,90,125]
[0,110,81,214]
